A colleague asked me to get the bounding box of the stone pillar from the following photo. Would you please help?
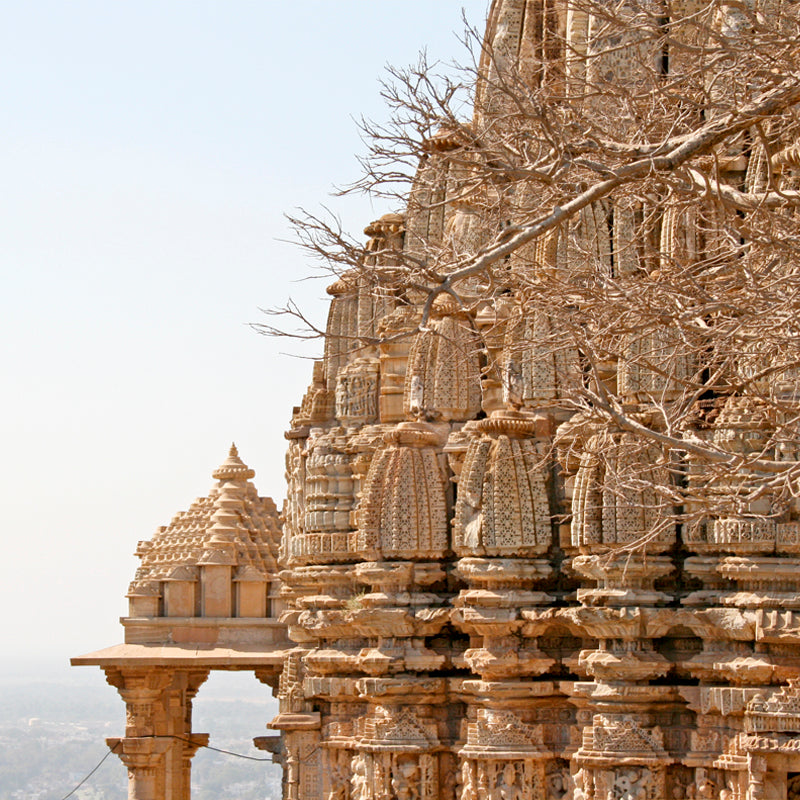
[104,667,209,800]
[162,567,198,618]
[104,668,173,800]
[235,566,268,617]
[747,755,766,800]
[107,736,172,800]
[265,653,325,800]
[200,562,234,617]
[458,681,556,800]
[164,670,210,800]
[349,677,448,800]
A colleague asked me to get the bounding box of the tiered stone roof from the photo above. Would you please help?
[130,445,280,592]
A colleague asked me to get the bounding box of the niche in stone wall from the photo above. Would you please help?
[537,626,584,679]
[654,626,703,680]
[425,623,471,674]
[335,358,380,426]
[788,772,800,800]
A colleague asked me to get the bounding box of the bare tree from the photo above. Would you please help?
[260,0,800,548]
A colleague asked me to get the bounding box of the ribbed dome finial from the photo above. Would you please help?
[212,443,255,482]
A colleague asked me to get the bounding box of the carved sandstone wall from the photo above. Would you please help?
[274,4,800,800]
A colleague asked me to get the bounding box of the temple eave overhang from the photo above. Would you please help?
[70,642,291,668]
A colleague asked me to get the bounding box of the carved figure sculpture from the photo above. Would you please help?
[351,756,369,800]
[391,757,420,800]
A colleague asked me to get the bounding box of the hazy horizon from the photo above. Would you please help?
[1,1,489,683]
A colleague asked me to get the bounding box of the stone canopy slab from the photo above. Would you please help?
[71,642,290,669]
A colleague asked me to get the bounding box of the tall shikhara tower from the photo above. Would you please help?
[76,2,800,799]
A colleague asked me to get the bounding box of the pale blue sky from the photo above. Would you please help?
[0,1,490,679]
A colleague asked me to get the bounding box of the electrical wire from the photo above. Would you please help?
[59,733,275,800]
[143,733,275,762]
[60,741,120,800]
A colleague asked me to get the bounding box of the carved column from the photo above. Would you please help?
[747,755,766,800]
[104,667,209,800]
[457,681,559,800]
[350,678,448,800]
[104,668,173,800]
[107,736,172,800]
[165,670,210,800]
[269,651,323,800]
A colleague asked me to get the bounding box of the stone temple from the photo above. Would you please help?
[74,2,800,799]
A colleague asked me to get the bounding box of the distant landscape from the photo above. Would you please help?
[0,668,281,800]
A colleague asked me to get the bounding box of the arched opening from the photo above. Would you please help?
[190,670,281,800]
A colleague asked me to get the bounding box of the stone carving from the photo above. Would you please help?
[123,445,282,625]
[454,412,551,556]
[746,679,800,733]
[324,751,352,800]
[570,430,675,552]
[688,774,718,800]
[611,768,651,800]
[357,705,439,750]
[404,134,456,261]
[403,297,483,422]
[304,441,354,537]
[391,755,421,800]
[295,361,335,426]
[460,759,478,800]
[465,708,544,752]
[323,267,395,394]
[446,194,490,259]
[347,749,439,800]
[493,762,523,800]
[335,358,380,426]
[590,716,665,756]
[75,5,800,800]
[617,326,694,403]
[502,306,580,406]
[545,763,570,800]
[357,423,449,559]
[350,755,368,800]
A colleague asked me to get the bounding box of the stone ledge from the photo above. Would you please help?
[71,642,291,668]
